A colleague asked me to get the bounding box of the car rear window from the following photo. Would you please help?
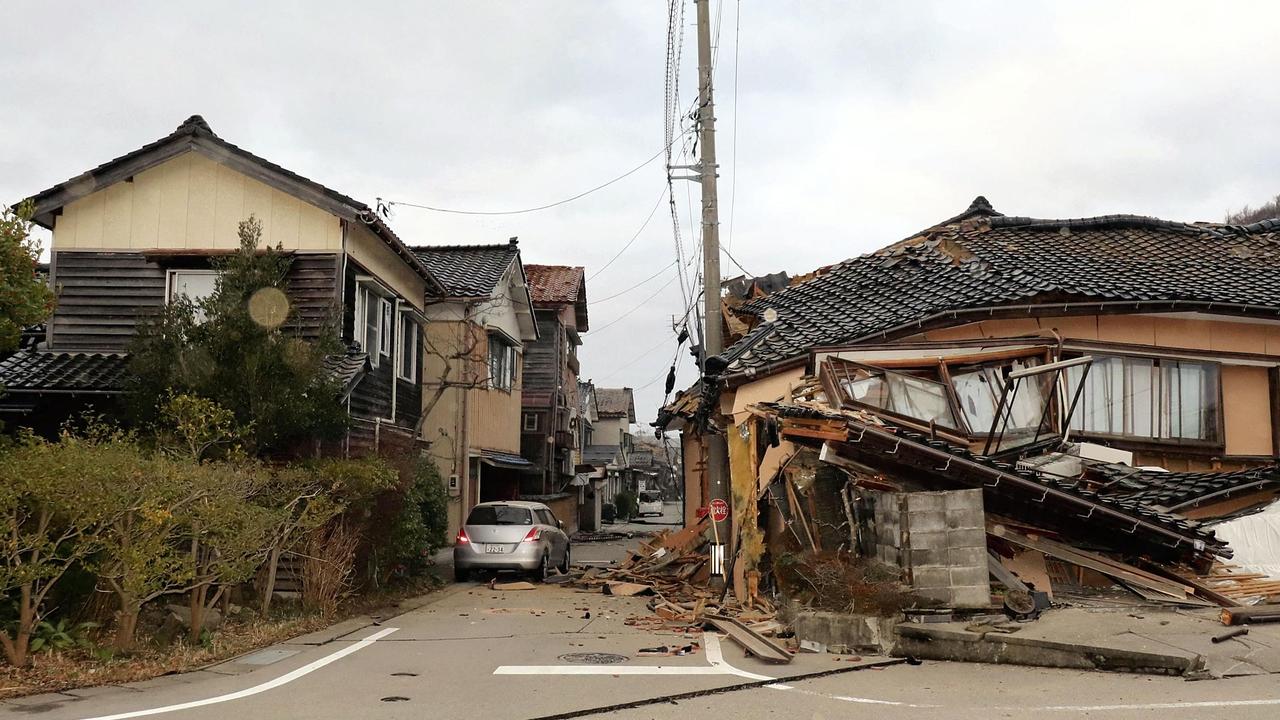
[467,506,533,526]
[640,493,659,503]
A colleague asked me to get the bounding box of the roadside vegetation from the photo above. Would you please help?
[0,215,449,697]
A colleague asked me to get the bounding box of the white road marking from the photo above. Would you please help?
[493,633,777,679]
[77,627,399,720]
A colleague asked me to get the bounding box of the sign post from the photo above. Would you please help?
[708,498,729,578]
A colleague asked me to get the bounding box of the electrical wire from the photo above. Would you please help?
[597,333,678,382]
[720,243,752,277]
[726,0,740,252]
[590,271,680,334]
[589,260,677,305]
[586,186,668,282]
[385,129,690,216]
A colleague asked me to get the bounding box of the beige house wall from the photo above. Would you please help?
[52,151,342,252]
[345,223,425,312]
[594,417,630,446]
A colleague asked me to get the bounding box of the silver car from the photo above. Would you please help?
[453,501,571,582]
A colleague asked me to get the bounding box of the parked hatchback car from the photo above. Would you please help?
[453,501,570,582]
[638,492,664,517]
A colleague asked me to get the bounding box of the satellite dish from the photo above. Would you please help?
[763,308,779,324]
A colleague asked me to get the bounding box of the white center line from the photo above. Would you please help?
[78,627,399,720]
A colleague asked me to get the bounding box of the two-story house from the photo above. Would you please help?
[520,264,588,495]
[0,115,443,453]
[582,386,638,504]
[412,240,539,537]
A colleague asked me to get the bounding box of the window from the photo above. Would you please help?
[488,333,517,391]
[465,505,532,526]
[523,412,539,431]
[380,300,394,356]
[397,313,418,382]
[167,269,218,323]
[1066,355,1220,443]
[825,361,962,431]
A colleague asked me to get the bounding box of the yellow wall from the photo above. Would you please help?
[467,382,522,454]
[1223,365,1273,457]
[345,222,425,312]
[53,151,342,252]
[594,417,629,446]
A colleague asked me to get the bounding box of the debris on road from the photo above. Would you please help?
[1221,604,1280,626]
[1211,627,1249,643]
[701,613,793,664]
[489,580,537,591]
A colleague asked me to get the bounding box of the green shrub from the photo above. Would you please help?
[385,459,450,576]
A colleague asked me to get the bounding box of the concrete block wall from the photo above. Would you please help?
[865,488,990,609]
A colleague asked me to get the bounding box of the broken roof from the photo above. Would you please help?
[716,197,1280,376]
[22,115,445,295]
[524,264,589,331]
[1094,463,1280,512]
[595,387,636,422]
[411,240,522,298]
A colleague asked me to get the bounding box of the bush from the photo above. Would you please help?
[613,492,638,521]
[385,459,450,577]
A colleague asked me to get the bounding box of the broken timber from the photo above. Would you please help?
[701,613,793,664]
[1221,604,1280,626]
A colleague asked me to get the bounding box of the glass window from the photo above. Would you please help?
[523,412,539,431]
[1067,355,1219,443]
[830,362,961,430]
[488,334,516,391]
[466,505,532,526]
[168,269,219,323]
[397,314,417,382]
[380,300,393,356]
[360,287,381,367]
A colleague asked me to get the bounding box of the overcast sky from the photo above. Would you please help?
[3,1,1278,430]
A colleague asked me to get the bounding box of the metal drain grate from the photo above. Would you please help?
[558,652,629,665]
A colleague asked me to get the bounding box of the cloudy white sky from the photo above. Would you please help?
[3,1,1278,429]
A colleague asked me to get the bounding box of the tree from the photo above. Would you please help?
[127,217,348,456]
[1226,194,1280,224]
[0,434,104,666]
[0,202,55,355]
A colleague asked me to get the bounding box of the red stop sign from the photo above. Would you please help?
[710,498,729,523]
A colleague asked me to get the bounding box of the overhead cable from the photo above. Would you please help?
[589,260,677,305]
[586,186,669,282]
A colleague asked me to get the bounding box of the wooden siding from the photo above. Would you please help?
[48,251,166,351]
[342,260,421,433]
[48,251,340,352]
[521,311,562,403]
[52,151,343,252]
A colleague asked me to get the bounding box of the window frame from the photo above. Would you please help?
[487,332,518,392]
[1065,353,1224,448]
[523,412,539,432]
[379,299,394,357]
[396,311,419,383]
[166,268,219,323]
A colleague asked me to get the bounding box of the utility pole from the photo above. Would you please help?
[694,0,731,590]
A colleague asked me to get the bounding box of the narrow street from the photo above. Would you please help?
[5,508,1279,720]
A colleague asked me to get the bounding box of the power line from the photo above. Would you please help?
[720,243,752,277]
[385,129,689,216]
[590,271,679,334]
[589,260,677,305]
[597,333,678,382]
[586,186,668,282]
[726,0,741,252]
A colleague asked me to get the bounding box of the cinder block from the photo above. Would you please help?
[949,565,991,588]
[946,509,984,531]
[911,566,952,589]
[949,527,987,548]
[907,530,950,551]
[944,488,984,511]
[914,586,952,605]
[906,513,947,534]
[948,546,989,568]
[910,547,946,568]
[905,492,946,513]
[951,585,993,609]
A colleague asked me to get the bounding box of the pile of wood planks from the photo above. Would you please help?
[1200,564,1280,605]
[572,519,778,631]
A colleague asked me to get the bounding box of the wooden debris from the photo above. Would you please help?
[700,613,793,664]
[1221,603,1280,626]
[492,581,536,591]
[603,581,654,597]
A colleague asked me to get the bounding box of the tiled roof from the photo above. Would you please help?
[322,349,369,399]
[0,351,130,393]
[525,265,584,305]
[717,197,1280,373]
[410,242,520,298]
[582,445,620,465]
[1094,464,1280,511]
[22,115,444,294]
[595,387,636,421]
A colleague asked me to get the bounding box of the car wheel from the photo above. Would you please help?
[558,544,571,574]
[531,552,549,582]
[454,566,469,583]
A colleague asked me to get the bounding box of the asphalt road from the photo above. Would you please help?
[5,503,1279,720]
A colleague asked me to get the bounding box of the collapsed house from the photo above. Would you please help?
[659,197,1280,615]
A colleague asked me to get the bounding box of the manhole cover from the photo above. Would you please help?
[559,652,629,665]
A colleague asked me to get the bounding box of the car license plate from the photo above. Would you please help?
[484,544,504,554]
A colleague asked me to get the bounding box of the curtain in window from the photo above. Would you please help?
[1067,355,1215,441]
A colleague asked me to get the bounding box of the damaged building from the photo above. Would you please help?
[659,197,1280,620]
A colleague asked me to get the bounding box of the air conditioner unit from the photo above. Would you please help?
[1016,453,1082,479]
[1069,442,1134,466]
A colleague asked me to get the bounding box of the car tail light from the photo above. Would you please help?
[456,528,470,545]
[521,527,542,543]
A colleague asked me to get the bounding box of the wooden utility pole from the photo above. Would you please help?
[694,0,731,588]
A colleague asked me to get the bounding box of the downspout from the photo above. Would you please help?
[458,302,475,513]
